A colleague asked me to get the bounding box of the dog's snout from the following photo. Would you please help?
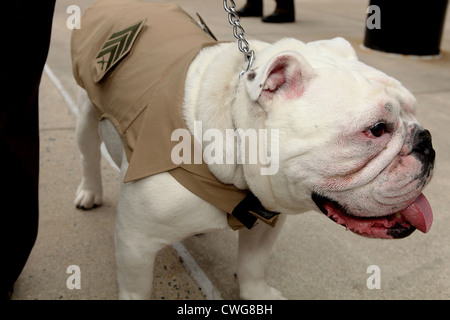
[411,129,436,163]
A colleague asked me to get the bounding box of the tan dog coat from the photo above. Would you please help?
[71,0,254,228]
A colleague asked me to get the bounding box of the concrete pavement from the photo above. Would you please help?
[12,0,450,299]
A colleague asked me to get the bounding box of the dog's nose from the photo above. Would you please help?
[411,129,436,164]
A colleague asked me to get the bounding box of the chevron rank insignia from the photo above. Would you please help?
[92,19,147,82]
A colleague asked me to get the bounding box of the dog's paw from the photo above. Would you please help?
[74,184,103,210]
[240,282,287,300]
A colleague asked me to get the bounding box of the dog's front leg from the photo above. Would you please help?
[237,214,287,300]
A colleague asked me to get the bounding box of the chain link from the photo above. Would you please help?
[223,0,255,74]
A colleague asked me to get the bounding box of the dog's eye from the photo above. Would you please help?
[368,122,387,138]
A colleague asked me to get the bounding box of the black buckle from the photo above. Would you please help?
[231,193,280,229]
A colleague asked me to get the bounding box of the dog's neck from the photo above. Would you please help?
[183,42,248,189]
[183,41,281,212]
[184,43,242,134]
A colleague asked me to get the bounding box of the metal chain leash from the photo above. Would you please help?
[223,0,255,76]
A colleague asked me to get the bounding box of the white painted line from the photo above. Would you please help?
[44,64,78,116]
[44,63,223,300]
[172,242,223,300]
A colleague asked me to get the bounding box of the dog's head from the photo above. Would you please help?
[233,37,434,238]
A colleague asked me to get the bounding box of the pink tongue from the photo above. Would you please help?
[400,193,433,233]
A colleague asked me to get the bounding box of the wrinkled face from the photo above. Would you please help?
[239,38,435,239]
[291,72,434,239]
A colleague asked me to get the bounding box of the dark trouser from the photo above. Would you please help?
[0,0,55,298]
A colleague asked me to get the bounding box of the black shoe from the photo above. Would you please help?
[237,0,263,17]
[262,10,295,23]
[262,0,295,23]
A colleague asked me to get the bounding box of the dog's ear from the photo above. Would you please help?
[245,51,314,106]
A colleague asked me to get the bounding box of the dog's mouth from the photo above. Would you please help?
[311,192,433,239]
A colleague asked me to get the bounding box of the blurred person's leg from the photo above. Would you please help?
[1,0,56,299]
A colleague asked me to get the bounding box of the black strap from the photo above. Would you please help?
[231,193,281,229]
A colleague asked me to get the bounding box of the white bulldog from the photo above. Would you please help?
[73,16,435,300]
